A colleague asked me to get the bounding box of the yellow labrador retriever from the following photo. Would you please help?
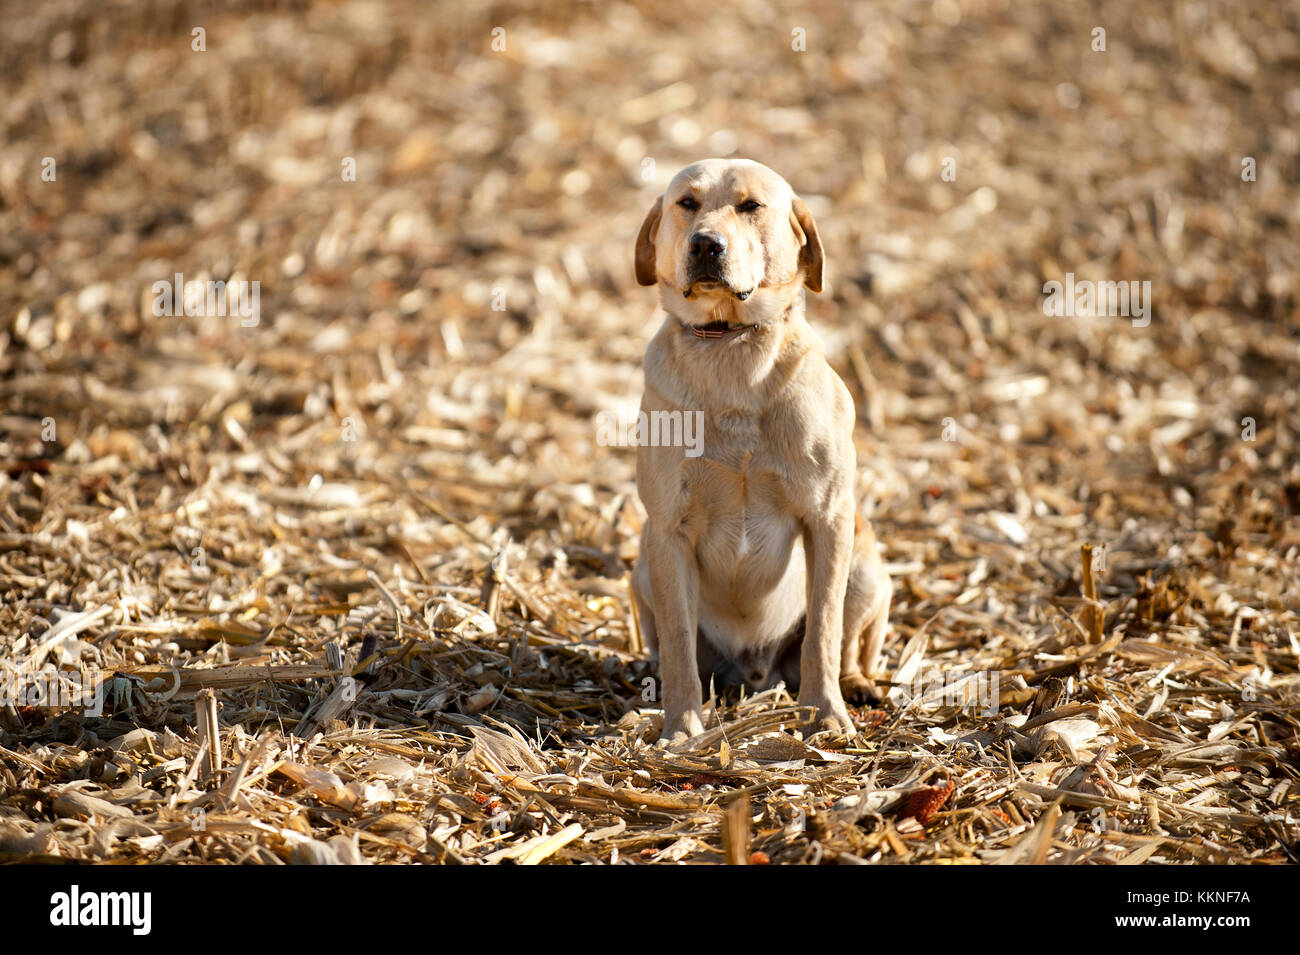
[630,158,892,743]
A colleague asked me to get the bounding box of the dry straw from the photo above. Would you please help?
[1,0,1297,864]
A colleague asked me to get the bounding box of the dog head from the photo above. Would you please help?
[635,159,823,328]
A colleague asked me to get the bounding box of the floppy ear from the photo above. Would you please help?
[635,194,663,287]
[789,195,824,293]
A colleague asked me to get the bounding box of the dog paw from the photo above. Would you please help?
[798,691,855,738]
[840,673,883,707]
[659,707,705,747]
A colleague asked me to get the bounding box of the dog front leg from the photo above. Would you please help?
[840,523,893,704]
[645,526,705,743]
[800,508,855,735]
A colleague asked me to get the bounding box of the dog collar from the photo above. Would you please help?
[689,320,755,340]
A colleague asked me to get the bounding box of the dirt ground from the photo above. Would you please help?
[0,0,1297,864]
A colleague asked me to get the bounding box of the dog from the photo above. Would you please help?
[629,158,893,744]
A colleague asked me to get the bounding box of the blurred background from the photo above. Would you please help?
[1,0,1297,710]
[0,0,1298,867]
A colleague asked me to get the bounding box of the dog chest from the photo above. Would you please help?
[680,455,802,598]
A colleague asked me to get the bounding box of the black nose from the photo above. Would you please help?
[689,231,726,259]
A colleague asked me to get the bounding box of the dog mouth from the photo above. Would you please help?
[682,277,753,301]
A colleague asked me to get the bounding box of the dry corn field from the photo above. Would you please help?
[0,0,1298,867]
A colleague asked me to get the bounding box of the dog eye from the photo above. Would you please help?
[677,196,699,211]
[737,199,762,213]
